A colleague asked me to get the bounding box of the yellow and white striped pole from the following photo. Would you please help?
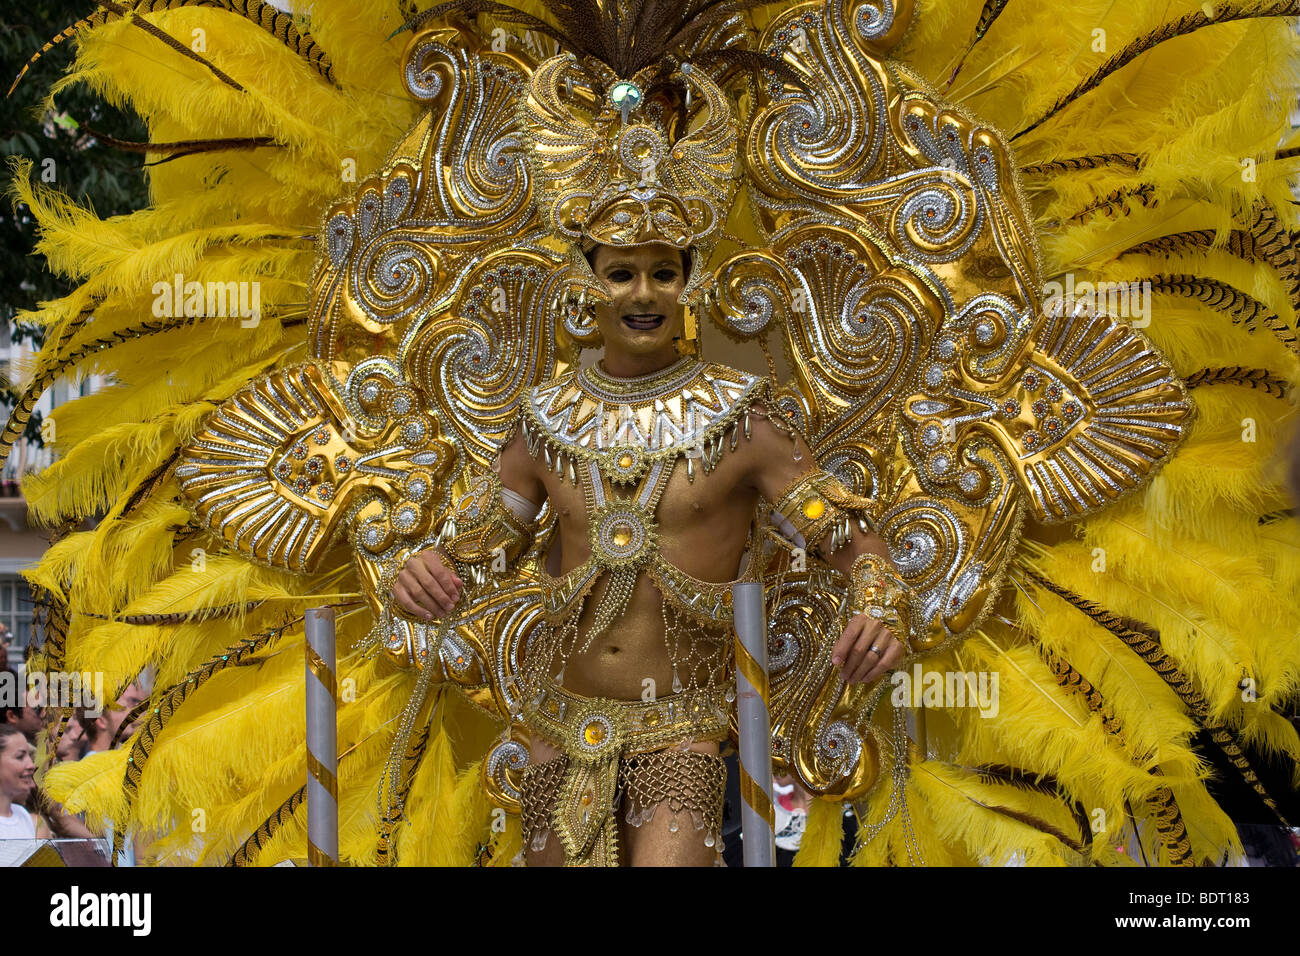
[305,606,338,867]
[732,581,775,867]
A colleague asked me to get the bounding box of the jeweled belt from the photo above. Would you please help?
[526,683,731,755]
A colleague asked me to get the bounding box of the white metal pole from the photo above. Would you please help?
[733,581,775,867]
[305,606,337,866]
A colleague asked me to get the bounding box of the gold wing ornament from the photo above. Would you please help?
[699,0,1193,804]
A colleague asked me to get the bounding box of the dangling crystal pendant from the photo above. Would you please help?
[668,816,679,833]
[671,667,683,694]
[704,832,716,848]
[554,665,566,687]
[531,831,548,852]
[725,683,736,703]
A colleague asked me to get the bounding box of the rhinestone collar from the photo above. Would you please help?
[578,356,700,403]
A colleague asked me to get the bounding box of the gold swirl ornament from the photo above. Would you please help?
[313,25,556,416]
[482,725,533,813]
[763,568,882,800]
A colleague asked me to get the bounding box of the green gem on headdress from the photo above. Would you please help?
[610,81,642,122]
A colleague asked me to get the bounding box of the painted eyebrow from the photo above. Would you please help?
[602,259,680,270]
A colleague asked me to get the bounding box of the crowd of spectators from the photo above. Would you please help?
[2,637,146,865]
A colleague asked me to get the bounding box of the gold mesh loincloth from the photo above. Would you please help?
[519,748,726,865]
[520,753,570,849]
[620,749,726,841]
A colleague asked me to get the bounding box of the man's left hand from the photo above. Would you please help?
[831,614,905,685]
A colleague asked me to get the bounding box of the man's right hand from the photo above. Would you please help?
[393,549,464,620]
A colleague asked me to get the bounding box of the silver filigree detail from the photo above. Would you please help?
[854,0,896,39]
[404,40,444,99]
[818,720,863,780]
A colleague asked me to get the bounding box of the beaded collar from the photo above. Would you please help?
[576,356,699,403]
[522,358,769,466]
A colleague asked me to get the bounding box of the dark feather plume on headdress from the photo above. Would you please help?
[412,0,808,92]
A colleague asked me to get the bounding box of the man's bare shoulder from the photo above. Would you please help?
[498,406,546,504]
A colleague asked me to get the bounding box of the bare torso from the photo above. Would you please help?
[534,434,763,699]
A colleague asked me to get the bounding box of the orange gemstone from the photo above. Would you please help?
[802,496,826,520]
[618,453,633,468]
[583,722,606,746]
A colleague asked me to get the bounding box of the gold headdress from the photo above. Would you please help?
[405,0,788,303]
[519,53,739,299]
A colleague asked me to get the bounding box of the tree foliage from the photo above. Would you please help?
[2,2,150,441]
